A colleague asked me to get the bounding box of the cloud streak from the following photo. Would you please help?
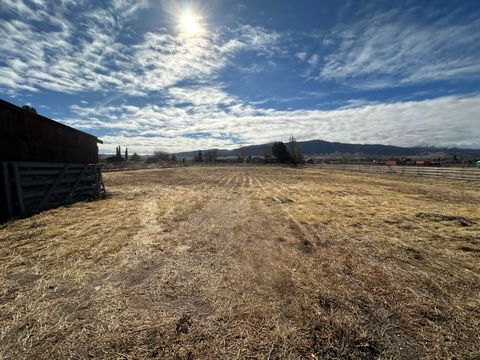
[317,9,480,88]
[0,1,282,95]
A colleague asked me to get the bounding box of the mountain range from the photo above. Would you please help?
[173,140,480,159]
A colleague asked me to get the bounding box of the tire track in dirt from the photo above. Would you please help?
[240,172,249,197]
[225,174,234,185]
[246,170,326,257]
[261,176,296,201]
[254,175,267,194]
[255,175,279,198]
[233,173,240,187]
[218,173,230,186]
[268,175,299,197]
[254,173,328,253]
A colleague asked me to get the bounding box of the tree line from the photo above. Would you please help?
[192,136,303,165]
[107,136,304,165]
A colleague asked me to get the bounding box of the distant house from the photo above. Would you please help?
[476,160,480,168]
[145,157,158,164]
[386,160,398,166]
[105,156,125,163]
[105,146,125,163]
[415,160,431,166]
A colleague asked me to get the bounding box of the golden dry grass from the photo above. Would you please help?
[0,165,479,359]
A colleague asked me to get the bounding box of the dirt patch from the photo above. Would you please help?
[416,212,476,227]
[306,319,382,360]
[458,246,480,253]
[112,262,161,288]
[175,314,192,334]
[405,247,425,260]
[6,271,42,286]
[450,235,479,245]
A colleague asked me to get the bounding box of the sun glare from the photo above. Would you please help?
[179,10,203,36]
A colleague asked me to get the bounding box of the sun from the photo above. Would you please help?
[179,10,203,36]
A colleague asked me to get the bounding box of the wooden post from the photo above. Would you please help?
[98,165,106,196]
[2,162,13,217]
[66,165,88,203]
[12,162,25,215]
[94,165,101,198]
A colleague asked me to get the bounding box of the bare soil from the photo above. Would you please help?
[1,166,479,359]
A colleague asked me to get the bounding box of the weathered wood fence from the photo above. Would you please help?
[1,162,106,220]
[312,164,480,181]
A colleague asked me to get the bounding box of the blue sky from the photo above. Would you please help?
[1,0,479,153]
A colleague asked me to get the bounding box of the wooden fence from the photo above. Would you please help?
[312,164,480,181]
[1,162,106,220]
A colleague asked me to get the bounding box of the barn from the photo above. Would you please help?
[386,160,398,166]
[1,99,105,221]
[415,160,431,167]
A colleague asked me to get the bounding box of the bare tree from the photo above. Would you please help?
[288,135,303,165]
[194,150,203,162]
[239,146,249,163]
[153,151,170,162]
[262,144,272,162]
[205,149,218,163]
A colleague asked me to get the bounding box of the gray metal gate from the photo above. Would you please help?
[1,162,106,220]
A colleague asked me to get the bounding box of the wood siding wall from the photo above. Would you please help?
[0,163,7,220]
[0,100,99,164]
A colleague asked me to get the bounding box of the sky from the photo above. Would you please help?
[1,0,479,154]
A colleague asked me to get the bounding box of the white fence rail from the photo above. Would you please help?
[312,164,480,181]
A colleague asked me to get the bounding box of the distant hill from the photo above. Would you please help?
[174,139,480,159]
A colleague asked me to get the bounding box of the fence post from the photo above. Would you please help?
[12,162,25,215]
[2,162,13,217]
[66,164,88,204]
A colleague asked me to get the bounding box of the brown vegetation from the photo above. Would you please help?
[1,166,479,359]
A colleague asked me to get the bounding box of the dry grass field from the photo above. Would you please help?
[1,166,479,359]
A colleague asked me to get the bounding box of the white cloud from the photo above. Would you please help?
[234,25,283,56]
[316,10,480,87]
[64,93,480,153]
[0,1,283,96]
[296,52,307,61]
[307,54,319,66]
[167,86,237,107]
